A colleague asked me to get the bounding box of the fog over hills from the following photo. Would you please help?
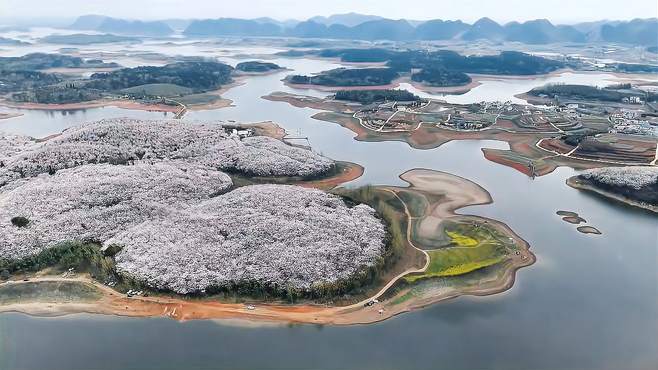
[69,15,174,36]
[65,13,658,45]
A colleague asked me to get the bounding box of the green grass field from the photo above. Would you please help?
[405,220,512,282]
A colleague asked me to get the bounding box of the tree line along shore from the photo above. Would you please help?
[0,117,536,322]
[0,53,282,107]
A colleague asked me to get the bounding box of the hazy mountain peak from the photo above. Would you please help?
[473,17,499,26]
[463,17,505,40]
[69,14,109,30]
[69,15,173,36]
[308,13,384,27]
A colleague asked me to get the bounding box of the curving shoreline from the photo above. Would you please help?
[282,69,579,96]
[266,91,641,177]
[0,78,246,114]
[0,169,534,325]
[566,176,658,213]
[283,76,477,95]
[366,169,535,320]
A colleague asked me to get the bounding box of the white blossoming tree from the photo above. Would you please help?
[580,166,658,190]
[0,119,386,297]
[0,162,232,260]
[0,119,334,187]
[108,185,386,294]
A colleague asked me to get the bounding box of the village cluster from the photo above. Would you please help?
[610,111,658,137]
[352,94,658,141]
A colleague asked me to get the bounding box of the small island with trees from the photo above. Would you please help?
[0,54,255,111]
[411,67,472,87]
[526,83,657,104]
[235,61,283,73]
[288,67,399,87]
[334,89,420,104]
[567,166,658,212]
[284,49,564,90]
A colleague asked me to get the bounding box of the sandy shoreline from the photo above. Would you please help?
[0,169,534,325]
[299,162,364,190]
[379,169,535,313]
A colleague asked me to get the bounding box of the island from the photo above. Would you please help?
[410,67,472,87]
[235,61,283,73]
[0,119,533,324]
[287,67,399,87]
[315,49,564,75]
[284,49,565,92]
[334,89,420,104]
[0,57,240,113]
[86,61,233,91]
[567,166,658,212]
[524,83,658,105]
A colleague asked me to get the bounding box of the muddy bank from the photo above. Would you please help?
[0,169,533,325]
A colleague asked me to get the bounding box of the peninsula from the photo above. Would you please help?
[0,120,533,324]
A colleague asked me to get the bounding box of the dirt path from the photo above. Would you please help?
[340,188,430,306]
[1,169,534,325]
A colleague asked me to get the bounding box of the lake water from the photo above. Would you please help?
[400,71,658,104]
[0,49,656,370]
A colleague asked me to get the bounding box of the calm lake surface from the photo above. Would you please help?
[0,49,656,370]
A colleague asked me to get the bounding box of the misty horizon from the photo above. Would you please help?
[1,0,657,25]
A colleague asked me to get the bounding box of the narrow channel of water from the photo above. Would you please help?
[1,55,656,370]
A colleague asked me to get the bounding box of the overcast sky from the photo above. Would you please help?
[2,0,657,24]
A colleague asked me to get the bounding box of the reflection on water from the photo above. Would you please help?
[400,71,658,104]
[0,106,170,138]
[0,55,656,370]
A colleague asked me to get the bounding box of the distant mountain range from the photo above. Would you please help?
[69,15,174,36]
[68,14,658,45]
[308,13,384,27]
